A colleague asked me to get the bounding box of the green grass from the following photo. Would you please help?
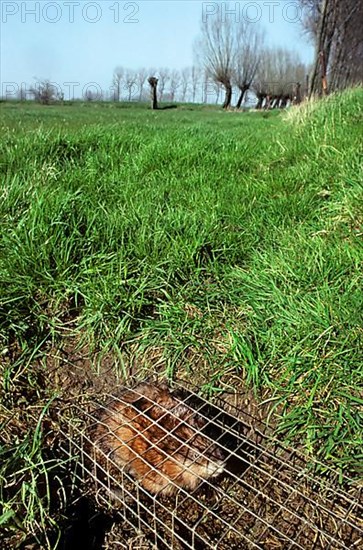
[0,89,362,545]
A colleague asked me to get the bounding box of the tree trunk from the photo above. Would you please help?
[151,86,158,109]
[148,77,158,110]
[280,95,289,109]
[236,85,248,109]
[222,82,232,109]
[320,51,329,95]
[255,93,264,110]
[290,82,301,105]
[272,95,279,109]
[264,95,272,110]
[309,0,335,96]
[304,75,309,99]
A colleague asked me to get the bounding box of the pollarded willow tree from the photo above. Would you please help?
[148,76,158,110]
[253,47,309,109]
[195,8,268,109]
[233,20,264,109]
[195,13,236,109]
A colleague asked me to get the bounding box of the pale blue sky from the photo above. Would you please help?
[1,1,313,99]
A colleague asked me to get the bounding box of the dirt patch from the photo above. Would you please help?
[42,343,362,549]
[3,338,361,549]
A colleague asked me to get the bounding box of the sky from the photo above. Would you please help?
[0,1,314,100]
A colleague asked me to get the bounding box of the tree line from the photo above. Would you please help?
[195,15,308,110]
[12,1,361,107]
[110,13,310,110]
[111,66,204,104]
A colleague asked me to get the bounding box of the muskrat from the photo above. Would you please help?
[91,382,225,496]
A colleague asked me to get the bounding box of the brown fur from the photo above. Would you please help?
[92,383,225,496]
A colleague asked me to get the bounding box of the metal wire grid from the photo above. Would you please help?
[58,380,363,550]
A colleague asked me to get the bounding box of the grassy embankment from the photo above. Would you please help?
[0,90,362,545]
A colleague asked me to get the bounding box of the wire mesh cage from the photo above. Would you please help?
[58,377,362,549]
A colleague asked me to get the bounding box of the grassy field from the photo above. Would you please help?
[1,90,362,546]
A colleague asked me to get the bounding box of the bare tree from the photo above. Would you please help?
[136,67,148,101]
[253,47,308,109]
[169,70,181,101]
[30,79,61,105]
[112,66,124,101]
[17,86,28,101]
[233,20,264,109]
[300,0,321,38]
[157,68,170,101]
[202,69,215,103]
[124,69,137,101]
[180,67,191,102]
[252,48,275,109]
[274,50,308,107]
[190,66,200,103]
[85,89,101,102]
[202,69,209,103]
[195,11,236,109]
